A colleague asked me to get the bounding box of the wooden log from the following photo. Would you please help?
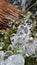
[0,0,26,31]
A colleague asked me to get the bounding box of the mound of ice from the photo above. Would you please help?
[5,54,25,65]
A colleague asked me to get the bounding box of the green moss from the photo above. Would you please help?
[25,57,37,65]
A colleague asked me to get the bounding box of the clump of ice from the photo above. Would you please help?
[10,24,31,46]
[10,22,37,56]
[0,51,4,65]
[5,54,25,65]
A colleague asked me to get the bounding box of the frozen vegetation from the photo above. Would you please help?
[0,0,37,65]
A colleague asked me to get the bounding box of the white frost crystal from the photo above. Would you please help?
[25,37,37,56]
[10,24,31,46]
[17,24,28,34]
[5,54,25,65]
[10,23,37,56]
[0,42,4,50]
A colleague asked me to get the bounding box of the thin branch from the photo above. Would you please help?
[27,2,37,11]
